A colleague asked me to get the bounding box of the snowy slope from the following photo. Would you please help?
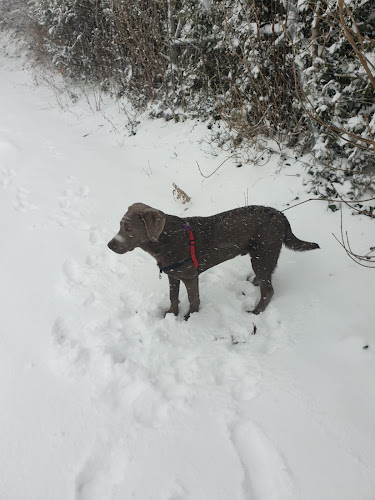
[1,40,375,500]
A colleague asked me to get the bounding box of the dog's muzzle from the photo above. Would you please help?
[107,236,131,254]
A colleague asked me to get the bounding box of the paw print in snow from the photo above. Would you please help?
[55,177,90,228]
[0,167,16,189]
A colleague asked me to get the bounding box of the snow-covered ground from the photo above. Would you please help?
[1,38,375,500]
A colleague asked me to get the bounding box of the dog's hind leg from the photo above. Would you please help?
[249,242,282,314]
[165,276,180,316]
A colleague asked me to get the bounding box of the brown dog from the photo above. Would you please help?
[108,203,319,318]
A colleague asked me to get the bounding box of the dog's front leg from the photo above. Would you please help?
[165,276,180,316]
[183,276,200,320]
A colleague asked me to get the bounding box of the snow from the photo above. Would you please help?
[1,41,375,500]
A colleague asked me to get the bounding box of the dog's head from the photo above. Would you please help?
[107,203,166,254]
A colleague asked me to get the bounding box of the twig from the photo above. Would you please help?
[196,153,237,179]
[332,206,375,268]
[101,113,120,134]
[281,195,375,212]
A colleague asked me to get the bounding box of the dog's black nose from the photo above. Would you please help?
[107,240,126,254]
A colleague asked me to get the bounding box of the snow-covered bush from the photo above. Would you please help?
[28,0,298,134]
[295,0,375,203]
[28,0,169,104]
[153,0,299,143]
[29,0,116,78]
[26,0,375,209]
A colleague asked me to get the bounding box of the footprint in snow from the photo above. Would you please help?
[231,420,297,500]
[42,140,63,160]
[0,167,16,189]
[53,177,90,228]
[75,441,130,500]
[13,186,39,212]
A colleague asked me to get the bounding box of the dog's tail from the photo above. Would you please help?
[283,214,320,251]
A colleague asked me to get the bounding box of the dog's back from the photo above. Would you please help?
[187,206,319,273]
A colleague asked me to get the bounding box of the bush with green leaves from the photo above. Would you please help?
[295,0,375,202]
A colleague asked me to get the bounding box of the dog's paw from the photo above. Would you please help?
[164,307,179,317]
[184,307,200,321]
[247,274,260,286]
[247,307,261,315]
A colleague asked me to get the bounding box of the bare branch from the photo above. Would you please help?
[196,153,238,179]
[333,206,375,268]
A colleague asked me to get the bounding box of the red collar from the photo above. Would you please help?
[158,224,199,275]
[183,224,199,269]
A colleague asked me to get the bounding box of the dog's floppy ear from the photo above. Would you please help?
[141,208,166,242]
